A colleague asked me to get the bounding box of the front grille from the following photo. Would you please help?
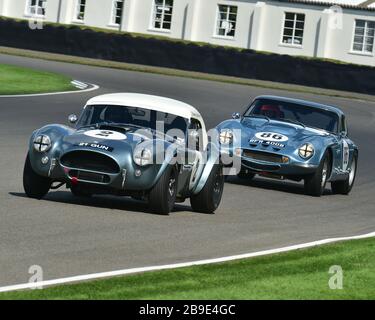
[242,150,283,163]
[60,151,120,174]
[242,160,281,172]
[69,170,110,183]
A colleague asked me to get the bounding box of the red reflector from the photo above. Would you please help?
[71,177,78,185]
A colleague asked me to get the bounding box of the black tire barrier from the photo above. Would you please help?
[1,18,374,95]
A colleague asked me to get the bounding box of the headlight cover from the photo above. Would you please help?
[219,130,233,145]
[299,143,314,159]
[133,147,153,166]
[33,135,52,153]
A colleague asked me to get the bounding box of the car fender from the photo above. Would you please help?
[192,142,220,195]
[143,139,180,189]
[28,124,74,174]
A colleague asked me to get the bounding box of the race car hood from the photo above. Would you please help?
[240,117,331,148]
[60,127,149,155]
[217,117,334,152]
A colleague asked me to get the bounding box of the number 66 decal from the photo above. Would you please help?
[255,132,289,142]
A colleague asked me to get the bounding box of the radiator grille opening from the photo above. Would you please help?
[242,150,283,163]
[69,170,110,183]
[61,151,120,174]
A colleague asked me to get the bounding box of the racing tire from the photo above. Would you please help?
[23,154,51,199]
[304,151,331,197]
[70,185,92,198]
[149,165,178,215]
[237,167,255,180]
[190,164,224,214]
[331,153,358,195]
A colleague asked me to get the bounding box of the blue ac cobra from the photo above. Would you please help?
[23,93,224,215]
[217,95,358,196]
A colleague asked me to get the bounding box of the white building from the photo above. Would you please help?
[0,0,374,66]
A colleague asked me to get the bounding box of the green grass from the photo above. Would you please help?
[1,237,375,300]
[0,64,76,95]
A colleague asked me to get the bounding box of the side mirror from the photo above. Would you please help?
[68,114,78,124]
[232,112,241,119]
[340,131,347,138]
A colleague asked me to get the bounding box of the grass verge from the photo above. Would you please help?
[1,46,375,103]
[0,63,76,95]
[1,237,374,300]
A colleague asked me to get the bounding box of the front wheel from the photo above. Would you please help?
[331,153,358,195]
[23,154,51,199]
[149,165,178,215]
[191,164,224,214]
[304,151,331,197]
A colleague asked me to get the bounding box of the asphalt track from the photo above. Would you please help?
[0,54,374,287]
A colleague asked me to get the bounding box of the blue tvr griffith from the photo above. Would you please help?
[217,95,358,196]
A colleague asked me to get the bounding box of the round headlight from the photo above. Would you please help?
[219,130,233,145]
[33,135,52,153]
[133,147,153,166]
[299,143,314,159]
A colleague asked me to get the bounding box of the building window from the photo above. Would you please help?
[152,0,173,30]
[215,5,237,37]
[75,0,86,21]
[282,12,305,46]
[26,0,47,16]
[111,0,124,25]
[352,20,375,54]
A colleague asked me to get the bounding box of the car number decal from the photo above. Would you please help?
[254,132,289,142]
[84,130,127,140]
[76,142,114,152]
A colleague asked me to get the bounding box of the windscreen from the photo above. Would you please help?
[244,99,339,133]
[77,105,188,134]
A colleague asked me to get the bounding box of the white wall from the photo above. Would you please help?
[190,0,257,48]
[2,0,60,22]
[0,0,374,66]
[326,8,375,66]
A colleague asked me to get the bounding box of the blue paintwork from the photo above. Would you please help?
[27,121,215,199]
[216,96,358,182]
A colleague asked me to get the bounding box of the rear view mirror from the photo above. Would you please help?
[68,114,78,124]
[232,112,241,119]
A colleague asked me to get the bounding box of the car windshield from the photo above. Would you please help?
[244,99,339,133]
[77,105,188,135]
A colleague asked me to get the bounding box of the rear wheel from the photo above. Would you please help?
[304,151,331,197]
[237,167,255,180]
[149,165,177,215]
[331,153,358,195]
[23,154,51,199]
[191,164,224,214]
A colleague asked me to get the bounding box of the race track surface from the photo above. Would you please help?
[0,54,374,286]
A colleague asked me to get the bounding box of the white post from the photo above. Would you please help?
[315,9,331,58]
[249,2,266,51]
[121,0,135,32]
[189,0,202,41]
[0,0,6,16]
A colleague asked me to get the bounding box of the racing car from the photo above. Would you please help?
[217,95,358,196]
[23,93,224,214]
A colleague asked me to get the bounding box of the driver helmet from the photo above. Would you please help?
[259,104,284,119]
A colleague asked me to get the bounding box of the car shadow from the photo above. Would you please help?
[9,191,195,216]
[225,176,332,196]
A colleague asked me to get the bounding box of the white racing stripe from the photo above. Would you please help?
[0,81,99,98]
[0,230,374,293]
